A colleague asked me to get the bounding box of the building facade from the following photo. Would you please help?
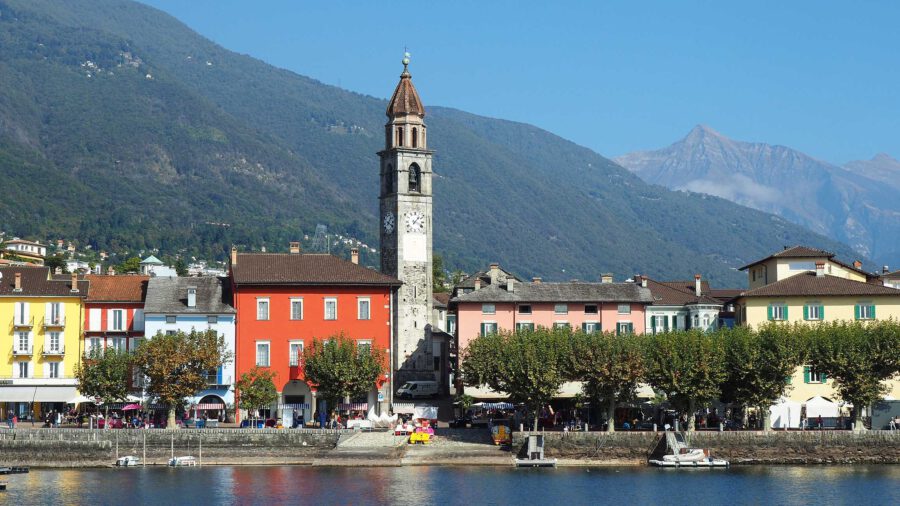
[143,276,236,411]
[0,268,86,419]
[230,247,400,422]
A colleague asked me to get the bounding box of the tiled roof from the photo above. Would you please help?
[0,267,88,296]
[738,272,900,298]
[739,245,834,270]
[452,281,654,304]
[386,68,425,117]
[708,289,744,303]
[85,275,149,302]
[144,276,234,314]
[882,270,900,280]
[455,265,521,290]
[433,293,450,308]
[141,255,163,265]
[231,253,400,286]
[645,278,720,306]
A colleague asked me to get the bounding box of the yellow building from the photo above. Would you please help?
[735,246,900,408]
[0,267,86,420]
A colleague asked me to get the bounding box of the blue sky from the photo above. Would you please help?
[141,0,899,163]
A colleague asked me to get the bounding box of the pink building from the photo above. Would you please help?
[453,272,653,357]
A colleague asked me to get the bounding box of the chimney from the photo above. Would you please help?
[14,272,21,291]
[853,260,862,269]
[70,272,79,293]
[532,277,542,284]
[489,263,500,285]
[231,246,238,266]
[351,248,359,265]
[641,275,648,289]
[601,273,613,284]
[884,265,890,274]
[107,266,115,276]
[289,242,301,254]
[261,246,267,253]
[474,278,482,290]
[815,261,825,277]
[507,278,515,292]
[54,267,62,275]
[694,274,702,296]
[187,287,197,308]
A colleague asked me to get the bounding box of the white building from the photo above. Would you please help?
[140,256,177,277]
[640,275,723,333]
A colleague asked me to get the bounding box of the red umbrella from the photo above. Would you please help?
[122,404,142,411]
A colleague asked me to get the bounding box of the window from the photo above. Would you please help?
[583,322,601,333]
[16,331,29,352]
[289,341,304,367]
[482,304,496,315]
[48,303,63,324]
[109,337,125,353]
[651,315,670,334]
[397,127,404,147]
[357,340,372,353]
[584,305,598,315]
[110,309,125,331]
[516,322,535,332]
[554,322,571,330]
[14,302,28,325]
[409,163,421,193]
[48,332,61,352]
[165,315,176,324]
[616,322,634,335]
[89,337,102,354]
[480,322,498,336]
[768,304,787,321]
[290,298,304,320]
[804,304,823,321]
[256,342,270,367]
[702,315,710,328]
[692,315,699,328]
[554,304,568,315]
[412,127,418,148]
[17,362,29,379]
[855,304,875,320]
[324,298,337,320]
[207,315,218,325]
[358,298,371,320]
[803,366,826,384]
[617,304,631,315]
[518,305,532,315]
[48,362,60,379]
[257,299,270,321]
[166,330,176,336]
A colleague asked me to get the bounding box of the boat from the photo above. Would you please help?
[0,467,29,475]
[490,418,512,446]
[115,455,141,467]
[648,432,729,468]
[0,481,6,491]
[515,434,557,468]
[168,456,198,467]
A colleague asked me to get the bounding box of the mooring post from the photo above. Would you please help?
[143,431,146,466]
[199,433,202,466]
[171,432,174,460]
[115,430,119,460]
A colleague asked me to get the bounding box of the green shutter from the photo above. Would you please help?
[663,316,670,331]
[803,305,808,320]
[651,317,656,334]
[870,305,876,320]
[480,323,486,336]
[819,305,825,320]
[854,305,860,320]
[627,323,634,334]
[783,305,788,320]
[821,372,827,384]
[785,375,792,385]
[767,305,773,321]
[803,366,810,384]
[616,324,621,336]
[582,322,587,333]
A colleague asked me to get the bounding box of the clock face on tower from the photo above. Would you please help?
[383,212,395,234]
[405,211,425,233]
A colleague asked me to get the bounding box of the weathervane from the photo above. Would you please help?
[402,48,411,73]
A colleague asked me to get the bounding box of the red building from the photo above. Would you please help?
[83,275,149,355]
[230,245,400,423]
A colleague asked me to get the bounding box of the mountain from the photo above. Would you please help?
[0,0,860,287]
[615,126,900,263]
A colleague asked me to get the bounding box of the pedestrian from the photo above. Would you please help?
[817,415,823,429]
[6,409,13,429]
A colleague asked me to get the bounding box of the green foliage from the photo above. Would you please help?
[302,333,385,412]
[44,254,69,273]
[808,320,900,430]
[642,330,727,431]
[117,256,141,274]
[132,329,232,428]
[462,327,573,430]
[234,366,278,423]
[74,347,132,414]
[432,253,448,293]
[173,258,188,277]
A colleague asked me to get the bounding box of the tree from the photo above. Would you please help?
[432,254,448,293]
[302,334,385,415]
[132,329,231,429]
[174,258,188,277]
[462,327,573,430]
[570,330,645,433]
[44,254,69,274]
[720,324,806,431]
[74,348,132,423]
[449,270,466,288]
[809,320,900,431]
[643,330,727,431]
[234,367,278,427]
[117,256,142,274]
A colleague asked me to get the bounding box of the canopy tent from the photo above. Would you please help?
[473,402,514,410]
[392,402,416,414]
[769,397,802,429]
[805,396,840,418]
[414,405,438,420]
[337,402,368,411]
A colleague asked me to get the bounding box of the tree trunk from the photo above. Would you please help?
[167,406,177,430]
[762,404,772,432]
[532,403,539,432]
[852,401,866,432]
[686,398,696,432]
[606,398,616,433]
[104,406,110,430]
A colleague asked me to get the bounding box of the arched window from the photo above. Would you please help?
[383,164,393,194]
[397,127,404,147]
[411,128,418,148]
[408,163,421,193]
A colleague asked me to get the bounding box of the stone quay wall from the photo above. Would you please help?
[0,428,345,467]
[514,430,900,465]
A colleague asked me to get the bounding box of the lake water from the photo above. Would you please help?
[3,465,898,505]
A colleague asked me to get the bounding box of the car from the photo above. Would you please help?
[396,380,439,399]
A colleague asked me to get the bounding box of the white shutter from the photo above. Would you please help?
[23,302,30,323]
[89,308,101,331]
[133,309,145,331]
[43,361,50,379]
[107,309,114,331]
[45,302,52,326]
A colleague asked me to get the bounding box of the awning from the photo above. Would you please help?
[0,385,79,403]
[192,403,225,410]
[279,403,311,410]
[392,402,416,414]
[338,402,368,411]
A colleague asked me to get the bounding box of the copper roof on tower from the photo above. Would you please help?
[386,66,425,118]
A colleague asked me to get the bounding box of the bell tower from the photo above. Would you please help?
[379,52,434,384]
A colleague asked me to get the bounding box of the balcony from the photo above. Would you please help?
[42,345,65,357]
[11,317,34,329]
[203,374,232,388]
[105,326,128,334]
[43,316,66,329]
[12,345,33,357]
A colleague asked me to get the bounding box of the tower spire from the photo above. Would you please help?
[386,50,424,118]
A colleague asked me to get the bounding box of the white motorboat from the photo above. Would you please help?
[115,455,141,467]
[168,456,198,467]
[649,432,729,468]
